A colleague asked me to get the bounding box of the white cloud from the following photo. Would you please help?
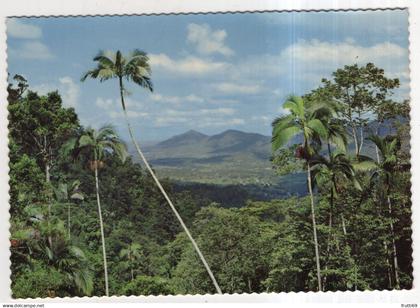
[213,82,262,95]
[281,39,406,68]
[208,98,239,105]
[7,19,42,39]
[150,93,204,104]
[59,77,79,108]
[201,108,235,115]
[95,97,147,119]
[109,110,149,119]
[197,117,245,128]
[278,39,409,90]
[227,39,409,100]
[149,53,229,76]
[155,116,189,126]
[13,41,54,60]
[96,97,143,109]
[153,107,237,127]
[95,97,114,109]
[32,76,80,108]
[251,115,271,125]
[187,23,234,57]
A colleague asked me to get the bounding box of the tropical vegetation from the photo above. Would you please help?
[8,60,412,297]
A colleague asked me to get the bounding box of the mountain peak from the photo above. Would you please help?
[156,129,208,148]
[184,129,207,137]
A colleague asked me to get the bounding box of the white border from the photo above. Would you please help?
[0,0,419,304]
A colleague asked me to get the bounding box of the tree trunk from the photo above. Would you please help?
[307,162,322,291]
[94,164,109,296]
[118,77,222,294]
[387,195,400,289]
[383,240,393,289]
[341,213,347,236]
[322,187,334,291]
[375,126,381,163]
[68,203,71,240]
[359,125,364,155]
[351,122,359,158]
[374,193,393,289]
[45,161,53,252]
[129,250,134,281]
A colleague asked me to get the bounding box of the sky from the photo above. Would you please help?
[6,9,410,142]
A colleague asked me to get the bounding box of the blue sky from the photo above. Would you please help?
[7,9,409,142]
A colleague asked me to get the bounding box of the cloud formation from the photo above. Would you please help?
[150,93,205,104]
[33,76,80,108]
[12,41,54,60]
[149,53,229,76]
[187,23,234,57]
[7,19,42,39]
[213,82,262,95]
[7,19,55,60]
[59,77,80,108]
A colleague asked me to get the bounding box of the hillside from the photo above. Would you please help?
[130,119,402,186]
[137,129,275,185]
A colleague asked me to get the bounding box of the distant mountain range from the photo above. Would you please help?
[129,129,277,185]
[128,117,408,186]
[145,129,271,163]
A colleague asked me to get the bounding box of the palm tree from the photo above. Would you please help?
[120,243,143,281]
[311,152,361,290]
[362,135,400,289]
[272,95,328,291]
[81,49,221,294]
[13,208,93,296]
[77,124,128,296]
[53,180,84,240]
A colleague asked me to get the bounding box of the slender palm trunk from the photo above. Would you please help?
[118,77,222,294]
[341,213,347,237]
[322,186,334,291]
[374,194,393,289]
[45,161,53,251]
[68,203,71,240]
[128,250,134,281]
[387,195,400,289]
[94,163,109,296]
[384,240,393,288]
[307,162,322,291]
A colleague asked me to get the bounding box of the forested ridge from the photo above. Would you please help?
[8,60,412,297]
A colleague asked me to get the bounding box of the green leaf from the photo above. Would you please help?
[78,134,94,148]
[307,119,327,139]
[272,126,301,152]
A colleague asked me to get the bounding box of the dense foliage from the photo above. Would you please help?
[8,62,412,298]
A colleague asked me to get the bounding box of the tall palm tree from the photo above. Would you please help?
[81,49,221,294]
[120,243,143,281]
[363,135,400,289]
[77,124,128,296]
[272,95,328,291]
[53,180,84,240]
[311,152,361,290]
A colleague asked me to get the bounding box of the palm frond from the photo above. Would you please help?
[78,134,95,148]
[272,126,300,152]
[307,119,328,139]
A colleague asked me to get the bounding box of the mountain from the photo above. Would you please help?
[131,117,407,185]
[156,129,208,148]
[144,129,271,161]
[136,129,276,185]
